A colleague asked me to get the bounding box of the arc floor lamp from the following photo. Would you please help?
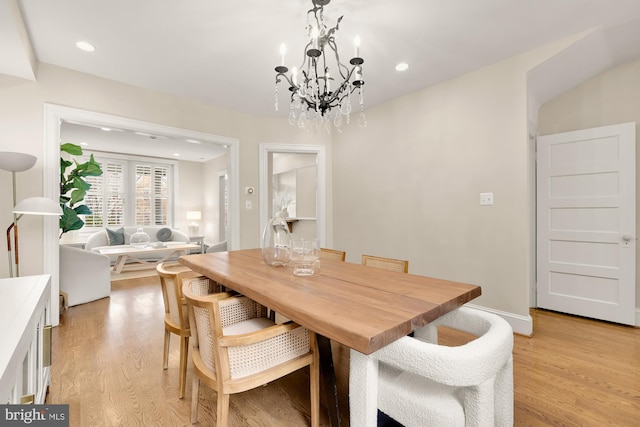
[1,152,62,277]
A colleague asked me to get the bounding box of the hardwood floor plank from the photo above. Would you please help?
[47,276,640,426]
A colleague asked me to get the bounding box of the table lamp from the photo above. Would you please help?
[0,152,38,277]
[187,211,201,235]
[7,197,62,277]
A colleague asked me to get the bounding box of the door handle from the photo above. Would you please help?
[622,235,633,241]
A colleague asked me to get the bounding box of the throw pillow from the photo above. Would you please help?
[106,227,125,245]
[156,227,173,242]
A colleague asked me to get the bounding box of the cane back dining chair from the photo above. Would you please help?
[361,254,409,273]
[319,247,347,261]
[183,281,320,426]
[349,306,514,427]
[156,263,221,398]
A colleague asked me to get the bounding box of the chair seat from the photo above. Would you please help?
[378,363,464,427]
[223,317,275,335]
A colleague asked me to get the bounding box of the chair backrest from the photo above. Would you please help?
[361,254,408,273]
[319,247,346,261]
[183,281,314,384]
[157,263,220,329]
[157,263,188,328]
[352,307,514,427]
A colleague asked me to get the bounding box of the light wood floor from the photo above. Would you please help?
[46,275,640,426]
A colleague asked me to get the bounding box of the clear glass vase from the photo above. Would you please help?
[130,227,151,247]
[261,216,291,266]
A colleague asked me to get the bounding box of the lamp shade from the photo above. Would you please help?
[0,152,37,172]
[13,197,62,216]
[187,211,201,220]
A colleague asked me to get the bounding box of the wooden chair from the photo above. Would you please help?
[361,254,408,273]
[156,263,221,398]
[183,281,320,426]
[319,247,346,261]
[349,307,514,427]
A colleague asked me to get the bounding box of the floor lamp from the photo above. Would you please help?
[0,152,37,277]
[8,197,62,277]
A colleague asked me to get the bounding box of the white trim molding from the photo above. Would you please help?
[43,103,239,325]
[259,143,326,246]
[466,303,534,336]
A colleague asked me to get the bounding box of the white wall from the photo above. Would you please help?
[176,159,204,231]
[0,62,331,279]
[538,59,640,309]
[332,40,575,329]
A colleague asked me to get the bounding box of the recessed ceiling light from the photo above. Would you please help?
[186,139,201,144]
[79,142,88,146]
[76,41,96,52]
[100,127,112,132]
[174,153,181,157]
[395,62,409,72]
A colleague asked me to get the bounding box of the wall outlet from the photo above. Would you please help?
[245,200,252,209]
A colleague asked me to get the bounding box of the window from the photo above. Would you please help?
[81,153,174,229]
[135,164,169,226]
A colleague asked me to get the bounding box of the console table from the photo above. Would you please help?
[0,275,52,404]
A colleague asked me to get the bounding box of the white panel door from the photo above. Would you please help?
[537,122,636,325]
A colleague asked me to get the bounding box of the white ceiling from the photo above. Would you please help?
[3,0,640,159]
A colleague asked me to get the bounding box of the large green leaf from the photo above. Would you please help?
[70,188,87,206]
[59,205,84,232]
[60,143,83,156]
[74,204,92,215]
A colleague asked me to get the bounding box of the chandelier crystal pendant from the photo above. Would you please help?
[275,0,366,132]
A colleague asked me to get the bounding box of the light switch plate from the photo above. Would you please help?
[480,192,494,206]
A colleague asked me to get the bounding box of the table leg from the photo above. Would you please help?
[112,255,128,274]
[317,334,341,427]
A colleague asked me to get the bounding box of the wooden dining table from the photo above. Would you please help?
[179,248,481,426]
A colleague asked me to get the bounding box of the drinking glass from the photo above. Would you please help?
[291,238,319,276]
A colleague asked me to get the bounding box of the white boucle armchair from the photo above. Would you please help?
[59,245,111,306]
[349,306,514,427]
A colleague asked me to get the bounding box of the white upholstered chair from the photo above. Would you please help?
[349,307,514,427]
[59,245,111,306]
[183,281,320,426]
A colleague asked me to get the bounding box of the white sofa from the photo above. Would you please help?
[60,245,111,306]
[85,226,191,261]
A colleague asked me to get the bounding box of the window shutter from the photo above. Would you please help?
[83,159,125,228]
[77,153,172,230]
[154,166,168,225]
[135,164,152,226]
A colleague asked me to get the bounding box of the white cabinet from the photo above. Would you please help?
[0,275,52,404]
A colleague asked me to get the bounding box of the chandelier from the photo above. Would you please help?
[274,0,366,132]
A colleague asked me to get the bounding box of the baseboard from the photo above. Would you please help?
[465,303,533,336]
[466,304,640,333]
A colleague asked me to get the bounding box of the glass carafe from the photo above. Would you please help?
[261,216,291,266]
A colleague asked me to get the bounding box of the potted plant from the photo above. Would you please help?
[59,143,103,237]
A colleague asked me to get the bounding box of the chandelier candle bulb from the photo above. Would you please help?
[354,35,360,57]
[280,43,286,66]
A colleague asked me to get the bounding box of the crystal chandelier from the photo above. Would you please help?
[274,0,366,132]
